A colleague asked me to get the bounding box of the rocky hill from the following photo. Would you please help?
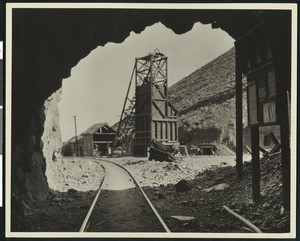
[169,47,248,152]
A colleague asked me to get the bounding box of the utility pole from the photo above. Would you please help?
[73,115,79,156]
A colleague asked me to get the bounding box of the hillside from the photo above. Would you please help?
[169,47,248,152]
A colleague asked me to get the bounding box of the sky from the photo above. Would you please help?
[58,22,234,142]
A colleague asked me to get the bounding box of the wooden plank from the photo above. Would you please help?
[251,125,260,202]
[269,131,280,146]
[235,42,244,181]
[259,146,268,154]
[270,143,281,154]
[223,205,263,233]
[245,145,252,155]
[265,13,291,210]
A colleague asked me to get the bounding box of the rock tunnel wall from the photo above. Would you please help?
[41,89,63,191]
[10,8,287,212]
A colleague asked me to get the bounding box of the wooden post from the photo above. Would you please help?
[279,96,291,210]
[264,11,291,210]
[251,124,260,202]
[73,115,79,156]
[234,43,243,181]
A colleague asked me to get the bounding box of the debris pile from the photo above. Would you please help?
[46,157,105,192]
[142,154,289,233]
[114,156,236,187]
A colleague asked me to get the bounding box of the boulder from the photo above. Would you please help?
[175,179,191,192]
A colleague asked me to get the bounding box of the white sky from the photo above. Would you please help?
[58,22,234,142]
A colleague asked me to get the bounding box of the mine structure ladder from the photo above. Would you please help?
[115,64,136,148]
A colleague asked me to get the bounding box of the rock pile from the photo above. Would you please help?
[142,154,289,233]
[45,157,105,192]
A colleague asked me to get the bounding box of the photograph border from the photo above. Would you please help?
[5,2,298,238]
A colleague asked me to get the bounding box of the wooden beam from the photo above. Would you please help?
[245,145,252,155]
[235,42,243,181]
[270,143,281,154]
[259,146,268,154]
[152,101,166,119]
[251,124,260,202]
[269,132,280,146]
[264,12,291,210]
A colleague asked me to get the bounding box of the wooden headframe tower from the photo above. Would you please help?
[134,50,178,156]
[116,50,178,156]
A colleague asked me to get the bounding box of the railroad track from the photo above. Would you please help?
[79,158,171,233]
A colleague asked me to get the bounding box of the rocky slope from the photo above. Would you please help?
[169,47,248,151]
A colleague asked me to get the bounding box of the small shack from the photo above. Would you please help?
[61,123,117,157]
[82,123,117,157]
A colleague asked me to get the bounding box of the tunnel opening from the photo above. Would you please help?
[42,21,235,191]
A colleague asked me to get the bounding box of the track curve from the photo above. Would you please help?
[80,158,170,233]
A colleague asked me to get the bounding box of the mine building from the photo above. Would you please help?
[61,123,117,157]
[82,123,117,156]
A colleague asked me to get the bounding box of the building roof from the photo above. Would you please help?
[63,123,116,146]
[82,122,116,135]
[63,135,83,145]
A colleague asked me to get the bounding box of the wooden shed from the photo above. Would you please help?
[61,123,117,157]
[82,123,117,157]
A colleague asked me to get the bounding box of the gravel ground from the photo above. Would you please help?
[109,155,251,187]
[11,154,289,234]
[109,154,289,233]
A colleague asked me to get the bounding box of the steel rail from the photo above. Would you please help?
[95,158,171,233]
[80,157,171,233]
[79,164,106,232]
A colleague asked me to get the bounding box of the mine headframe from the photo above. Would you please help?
[134,49,178,156]
[116,49,179,156]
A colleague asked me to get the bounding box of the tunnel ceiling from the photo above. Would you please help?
[12,8,264,104]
